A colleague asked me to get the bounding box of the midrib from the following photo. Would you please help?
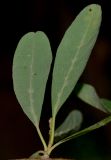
[28,40,38,125]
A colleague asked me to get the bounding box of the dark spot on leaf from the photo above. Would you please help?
[89,8,92,12]
[33,73,37,76]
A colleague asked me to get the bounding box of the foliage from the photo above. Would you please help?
[12,4,111,159]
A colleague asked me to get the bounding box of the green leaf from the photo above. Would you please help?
[13,31,52,127]
[51,115,111,151]
[55,110,83,140]
[101,98,111,113]
[75,83,106,112]
[51,4,102,116]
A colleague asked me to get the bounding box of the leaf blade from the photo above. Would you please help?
[100,98,111,113]
[52,115,111,151]
[55,110,83,140]
[13,31,52,127]
[52,4,102,116]
[75,83,106,112]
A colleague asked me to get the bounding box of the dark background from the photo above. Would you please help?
[0,0,111,159]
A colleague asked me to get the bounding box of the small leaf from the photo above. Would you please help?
[55,110,83,140]
[51,4,102,116]
[101,98,111,113]
[75,83,106,112]
[53,115,111,150]
[13,31,52,127]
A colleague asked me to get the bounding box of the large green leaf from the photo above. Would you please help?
[51,4,102,116]
[75,83,106,112]
[101,98,111,113]
[13,31,52,127]
[55,110,83,141]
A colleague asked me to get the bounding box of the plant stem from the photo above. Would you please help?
[36,124,48,151]
[29,150,49,159]
[48,116,56,149]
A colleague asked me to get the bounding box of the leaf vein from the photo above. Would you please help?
[28,41,38,126]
